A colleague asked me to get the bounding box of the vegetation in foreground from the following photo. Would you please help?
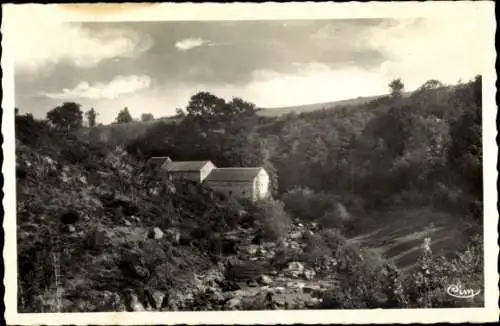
[16,76,483,311]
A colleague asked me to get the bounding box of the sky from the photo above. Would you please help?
[13,13,487,124]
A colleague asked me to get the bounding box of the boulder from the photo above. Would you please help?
[244,244,258,255]
[151,291,166,310]
[127,293,146,311]
[286,281,305,291]
[165,228,181,244]
[66,224,76,233]
[224,297,242,310]
[257,275,273,285]
[133,265,150,278]
[149,227,164,240]
[284,261,304,278]
[289,230,303,239]
[303,269,316,280]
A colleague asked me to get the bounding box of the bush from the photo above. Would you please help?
[404,236,484,308]
[250,199,292,241]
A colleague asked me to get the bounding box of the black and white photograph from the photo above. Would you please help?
[2,2,498,325]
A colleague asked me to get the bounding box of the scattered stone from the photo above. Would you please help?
[303,285,321,294]
[66,224,76,233]
[224,298,241,310]
[284,261,304,278]
[165,228,181,245]
[123,219,132,226]
[127,293,145,311]
[303,269,316,280]
[149,227,164,240]
[289,230,303,239]
[247,279,259,287]
[151,291,166,310]
[257,275,273,285]
[79,175,87,184]
[245,245,258,255]
[273,286,286,294]
[286,281,305,291]
[133,265,150,278]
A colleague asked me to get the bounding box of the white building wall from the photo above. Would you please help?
[205,181,255,200]
[255,169,270,200]
[200,162,216,182]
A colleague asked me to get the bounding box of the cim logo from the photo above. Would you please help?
[446,283,481,299]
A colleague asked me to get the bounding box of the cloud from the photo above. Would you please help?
[6,6,153,74]
[174,37,213,51]
[366,15,486,89]
[41,75,152,100]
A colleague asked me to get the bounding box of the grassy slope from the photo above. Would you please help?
[350,207,468,273]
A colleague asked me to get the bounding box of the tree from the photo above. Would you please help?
[46,102,83,129]
[175,108,186,118]
[141,113,155,122]
[389,78,405,98]
[116,107,133,124]
[85,108,98,128]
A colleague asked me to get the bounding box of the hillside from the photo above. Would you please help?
[255,94,385,117]
[17,77,483,312]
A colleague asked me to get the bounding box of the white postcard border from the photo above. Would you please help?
[2,2,498,324]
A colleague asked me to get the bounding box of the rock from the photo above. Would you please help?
[165,228,181,245]
[303,269,316,280]
[66,224,76,233]
[286,281,305,291]
[211,291,225,304]
[224,297,242,310]
[305,297,322,308]
[303,285,321,294]
[289,230,303,239]
[247,279,259,287]
[272,286,286,294]
[284,261,304,278]
[149,227,164,240]
[257,275,273,285]
[123,219,132,226]
[244,245,258,255]
[60,172,71,183]
[127,293,145,311]
[133,265,150,278]
[151,291,166,310]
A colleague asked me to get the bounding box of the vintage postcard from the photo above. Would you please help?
[2,1,498,325]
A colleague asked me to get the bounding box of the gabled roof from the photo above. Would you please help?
[148,156,171,168]
[204,167,265,182]
[164,160,213,172]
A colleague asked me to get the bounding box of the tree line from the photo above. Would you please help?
[26,104,158,129]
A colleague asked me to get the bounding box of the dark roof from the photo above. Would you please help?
[164,160,213,172]
[204,167,265,182]
[148,156,171,168]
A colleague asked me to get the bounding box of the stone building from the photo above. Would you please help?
[163,160,216,183]
[203,167,270,201]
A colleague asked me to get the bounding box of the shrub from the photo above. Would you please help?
[404,236,484,308]
[250,199,292,241]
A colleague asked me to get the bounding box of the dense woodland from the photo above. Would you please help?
[15,76,483,311]
[126,76,482,230]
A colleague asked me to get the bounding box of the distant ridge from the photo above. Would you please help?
[255,94,386,117]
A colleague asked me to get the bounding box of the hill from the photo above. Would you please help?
[16,77,483,312]
[255,94,386,117]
